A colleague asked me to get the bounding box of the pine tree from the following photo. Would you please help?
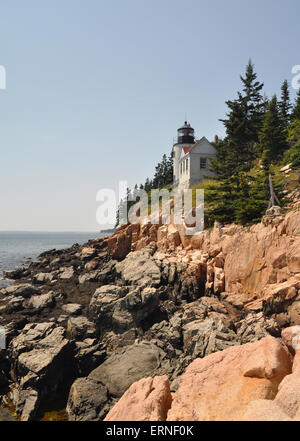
[291,90,300,120]
[164,152,173,186]
[239,59,265,143]
[219,60,265,177]
[286,92,300,168]
[287,119,300,168]
[144,178,152,192]
[210,138,235,179]
[279,80,292,128]
[152,153,173,188]
[258,95,288,168]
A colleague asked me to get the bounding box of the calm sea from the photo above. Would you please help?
[0,231,103,288]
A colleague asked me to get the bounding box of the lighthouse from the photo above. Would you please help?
[172,121,195,187]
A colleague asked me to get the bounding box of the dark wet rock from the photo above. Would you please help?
[66,316,96,340]
[67,377,109,421]
[89,284,160,334]
[101,329,138,353]
[0,283,38,298]
[8,325,75,420]
[3,267,28,280]
[89,285,128,332]
[13,327,73,384]
[88,341,167,398]
[0,351,9,392]
[74,339,106,377]
[5,297,25,314]
[236,311,281,342]
[11,387,39,421]
[78,261,116,285]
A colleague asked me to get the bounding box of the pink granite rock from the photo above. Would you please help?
[104,376,172,421]
[167,336,291,421]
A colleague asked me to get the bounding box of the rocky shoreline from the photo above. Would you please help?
[0,188,300,421]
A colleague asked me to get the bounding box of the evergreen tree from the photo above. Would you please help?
[286,95,300,168]
[279,80,292,128]
[239,59,265,142]
[257,95,288,168]
[210,138,235,179]
[152,153,173,188]
[218,60,265,177]
[291,90,300,120]
[165,152,174,185]
[144,178,152,192]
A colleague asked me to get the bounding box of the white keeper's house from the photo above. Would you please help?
[172,121,217,188]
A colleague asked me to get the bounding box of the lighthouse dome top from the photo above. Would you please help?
[175,121,195,145]
[178,121,193,130]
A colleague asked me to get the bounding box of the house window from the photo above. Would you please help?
[200,157,207,169]
[180,163,182,174]
[186,159,188,172]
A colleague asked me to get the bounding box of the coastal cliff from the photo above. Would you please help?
[0,186,300,421]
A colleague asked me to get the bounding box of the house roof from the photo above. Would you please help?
[182,146,193,154]
[179,136,216,162]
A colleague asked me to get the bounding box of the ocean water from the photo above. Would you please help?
[0,231,102,288]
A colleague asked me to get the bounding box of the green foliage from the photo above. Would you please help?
[286,119,300,168]
[212,60,265,179]
[291,90,300,121]
[257,95,288,168]
[152,153,173,188]
[202,172,269,226]
[279,80,292,128]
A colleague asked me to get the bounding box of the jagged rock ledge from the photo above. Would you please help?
[0,191,299,420]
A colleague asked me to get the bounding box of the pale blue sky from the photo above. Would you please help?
[0,0,299,231]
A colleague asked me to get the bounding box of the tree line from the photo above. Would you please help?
[207,59,300,225]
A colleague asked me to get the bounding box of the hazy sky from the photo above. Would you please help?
[0,0,299,231]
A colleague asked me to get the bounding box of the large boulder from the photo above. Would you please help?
[74,338,106,377]
[89,284,159,334]
[66,316,96,340]
[242,326,300,420]
[67,377,108,421]
[115,247,161,288]
[15,327,73,389]
[88,341,166,398]
[105,376,172,421]
[9,324,74,419]
[167,336,291,421]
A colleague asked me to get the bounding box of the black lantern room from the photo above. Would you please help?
[176,121,195,145]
